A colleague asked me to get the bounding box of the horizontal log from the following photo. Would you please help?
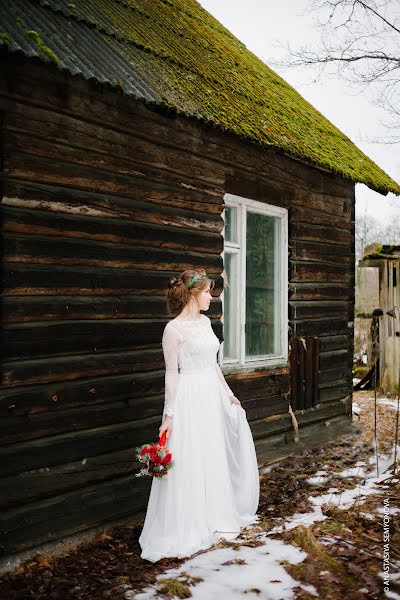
[1,319,168,360]
[255,413,354,468]
[1,263,224,296]
[0,446,144,510]
[4,233,222,271]
[1,315,226,361]
[231,374,290,402]
[1,392,164,446]
[319,335,352,352]
[243,395,288,421]
[289,301,349,320]
[1,205,222,253]
[4,119,225,189]
[290,222,351,245]
[0,471,152,555]
[289,283,352,301]
[2,295,219,325]
[2,344,163,386]
[251,399,348,440]
[0,416,160,478]
[290,206,350,230]
[319,384,352,403]
[290,261,351,283]
[3,175,224,219]
[319,349,352,370]
[0,366,166,417]
[291,318,350,337]
[291,240,352,265]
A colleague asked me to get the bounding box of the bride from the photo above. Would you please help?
[138,268,260,562]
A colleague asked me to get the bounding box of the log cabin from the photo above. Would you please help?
[1,0,399,558]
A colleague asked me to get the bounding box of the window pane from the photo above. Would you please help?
[245,211,280,357]
[223,251,238,360]
[224,206,238,243]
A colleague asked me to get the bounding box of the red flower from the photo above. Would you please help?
[153,455,162,466]
[140,445,151,456]
[163,453,172,466]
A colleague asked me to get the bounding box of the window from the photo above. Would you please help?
[221,193,288,368]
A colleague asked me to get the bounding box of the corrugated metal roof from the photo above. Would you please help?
[1,0,399,195]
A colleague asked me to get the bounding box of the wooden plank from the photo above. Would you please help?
[289,301,349,320]
[319,384,352,403]
[3,176,224,218]
[289,337,298,410]
[0,446,144,510]
[1,393,164,446]
[290,283,352,302]
[1,205,222,252]
[0,367,165,417]
[298,339,305,410]
[291,222,351,245]
[320,349,351,369]
[305,337,314,409]
[292,318,349,338]
[3,232,223,271]
[290,261,351,283]
[291,240,352,265]
[312,337,320,406]
[1,319,168,360]
[0,473,152,555]
[1,263,224,296]
[2,347,163,386]
[0,416,160,478]
[1,295,197,325]
[242,395,288,421]
[290,206,350,230]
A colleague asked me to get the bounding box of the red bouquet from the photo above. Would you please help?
[135,431,174,478]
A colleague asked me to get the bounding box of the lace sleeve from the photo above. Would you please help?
[161,323,181,418]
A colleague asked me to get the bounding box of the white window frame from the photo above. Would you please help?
[220,193,288,369]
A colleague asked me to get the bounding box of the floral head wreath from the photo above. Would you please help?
[186,268,206,289]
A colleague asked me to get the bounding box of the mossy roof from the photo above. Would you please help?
[1,0,399,195]
[362,244,400,260]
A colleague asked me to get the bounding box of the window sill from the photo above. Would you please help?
[220,361,289,376]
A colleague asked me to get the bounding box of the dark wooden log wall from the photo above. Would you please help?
[0,54,353,556]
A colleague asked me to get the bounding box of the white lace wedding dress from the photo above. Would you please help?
[138,313,260,562]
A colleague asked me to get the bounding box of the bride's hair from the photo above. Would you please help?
[166,269,215,315]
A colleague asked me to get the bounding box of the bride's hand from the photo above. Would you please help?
[229,395,241,406]
[159,416,173,441]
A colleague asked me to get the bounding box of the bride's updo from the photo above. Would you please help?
[166,269,215,315]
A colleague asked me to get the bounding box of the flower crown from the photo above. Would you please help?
[186,268,206,289]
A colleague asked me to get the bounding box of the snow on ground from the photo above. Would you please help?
[378,398,400,411]
[127,536,314,600]
[128,446,397,600]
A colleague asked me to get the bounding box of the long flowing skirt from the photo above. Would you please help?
[138,365,260,562]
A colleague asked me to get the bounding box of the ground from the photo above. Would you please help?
[1,390,399,600]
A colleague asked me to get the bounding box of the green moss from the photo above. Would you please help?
[24,29,60,67]
[0,32,11,47]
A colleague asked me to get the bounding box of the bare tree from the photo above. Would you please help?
[272,0,400,142]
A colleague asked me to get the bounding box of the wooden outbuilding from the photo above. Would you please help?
[1,0,399,558]
[359,245,400,392]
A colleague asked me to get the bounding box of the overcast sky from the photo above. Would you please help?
[198,0,400,227]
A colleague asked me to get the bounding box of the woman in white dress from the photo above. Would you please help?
[139,268,260,562]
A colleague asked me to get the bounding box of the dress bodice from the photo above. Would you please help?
[161,314,234,417]
[168,314,220,371]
